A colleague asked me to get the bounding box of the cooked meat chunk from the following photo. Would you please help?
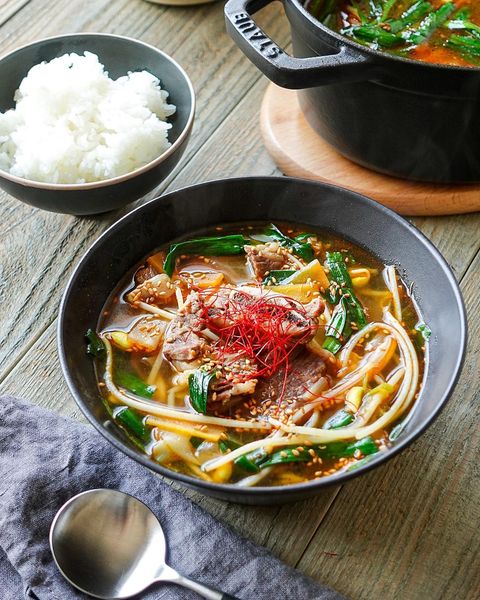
[304,297,324,320]
[203,287,254,329]
[163,318,207,365]
[135,264,158,285]
[255,350,329,403]
[202,286,323,342]
[210,355,258,407]
[267,295,323,339]
[127,273,176,306]
[246,242,296,280]
[162,292,210,370]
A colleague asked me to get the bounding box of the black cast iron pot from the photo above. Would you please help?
[58,177,466,505]
[225,0,480,183]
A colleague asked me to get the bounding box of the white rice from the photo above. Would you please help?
[0,52,176,184]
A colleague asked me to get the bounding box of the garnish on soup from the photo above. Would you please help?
[89,223,426,487]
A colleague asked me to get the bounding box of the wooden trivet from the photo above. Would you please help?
[260,83,480,216]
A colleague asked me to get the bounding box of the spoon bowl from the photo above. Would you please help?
[50,489,239,599]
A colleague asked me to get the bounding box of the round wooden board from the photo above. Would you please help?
[260,83,480,216]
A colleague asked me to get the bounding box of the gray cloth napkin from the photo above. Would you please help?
[0,395,345,600]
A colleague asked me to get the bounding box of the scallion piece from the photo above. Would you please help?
[415,322,431,341]
[263,224,314,262]
[323,296,352,354]
[86,329,105,357]
[263,270,297,285]
[113,406,151,444]
[351,24,404,47]
[447,34,480,57]
[232,437,379,471]
[405,1,456,45]
[188,369,217,414]
[114,370,156,399]
[323,408,355,430]
[389,1,433,33]
[234,448,268,473]
[389,419,407,441]
[325,252,367,328]
[260,436,379,467]
[163,234,248,277]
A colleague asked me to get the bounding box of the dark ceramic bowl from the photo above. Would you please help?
[58,177,467,504]
[0,33,195,215]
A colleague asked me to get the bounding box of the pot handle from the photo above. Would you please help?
[225,0,376,89]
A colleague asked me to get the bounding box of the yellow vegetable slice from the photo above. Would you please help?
[284,259,330,289]
[146,416,225,442]
[190,271,224,289]
[146,252,165,273]
[211,462,233,483]
[345,386,364,413]
[269,282,319,303]
[110,330,131,350]
[349,267,371,288]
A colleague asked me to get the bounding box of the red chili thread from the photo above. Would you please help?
[197,288,316,400]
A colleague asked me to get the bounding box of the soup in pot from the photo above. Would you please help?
[305,1,480,67]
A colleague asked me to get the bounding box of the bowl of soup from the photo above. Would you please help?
[225,0,480,183]
[58,177,466,504]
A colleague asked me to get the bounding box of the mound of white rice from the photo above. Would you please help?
[0,52,176,184]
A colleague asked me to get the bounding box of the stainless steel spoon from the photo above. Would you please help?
[50,489,240,599]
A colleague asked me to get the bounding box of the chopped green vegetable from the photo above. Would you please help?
[323,296,352,354]
[263,224,314,262]
[389,1,432,33]
[389,419,407,441]
[263,270,297,285]
[351,24,404,47]
[163,234,248,277]
[447,34,480,57]
[113,406,151,445]
[234,448,268,473]
[381,0,397,21]
[218,437,241,455]
[190,436,204,449]
[415,322,431,341]
[325,252,367,328]
[447,8,480,34]
[86,329,105,357]
[261,436,379,467]
[188,369,217,414]
[405,1,456,45]
[233,436,379,471]
[114,370,156,399]
[293,232,316,242]
[309,0,336,20]
[346,453,380,472]
[323,408,355,430]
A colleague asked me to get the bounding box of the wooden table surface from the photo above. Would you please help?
[0,1,479,599]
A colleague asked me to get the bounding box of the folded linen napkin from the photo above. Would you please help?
[0,395,345,600]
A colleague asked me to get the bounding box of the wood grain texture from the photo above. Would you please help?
[261,84,480,216]
[0,0,30,27]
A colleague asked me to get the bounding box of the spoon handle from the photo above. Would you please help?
[158,565,242,599]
